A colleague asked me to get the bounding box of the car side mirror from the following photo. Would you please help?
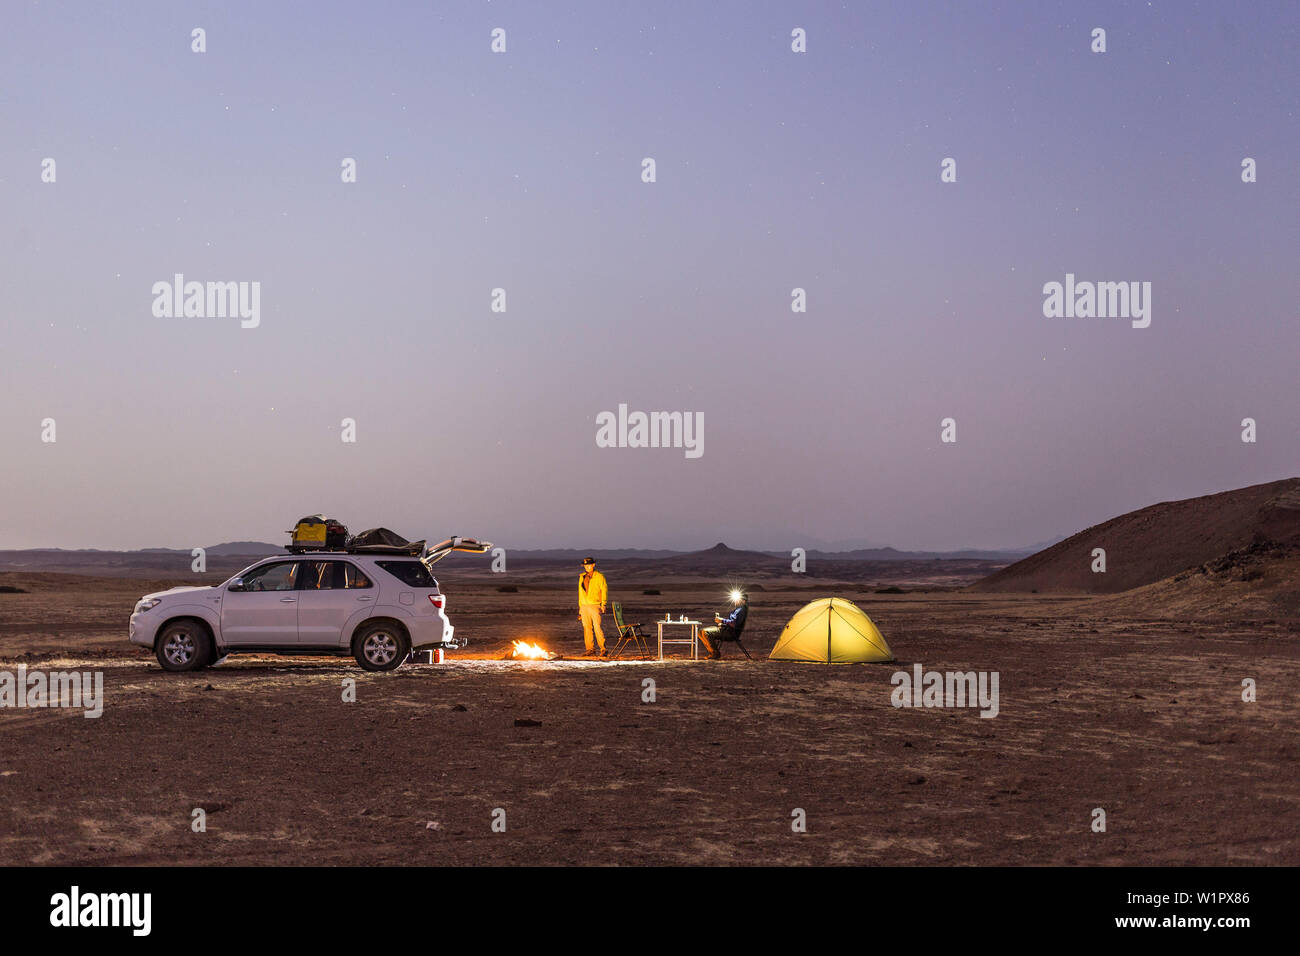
[228,578,246,592]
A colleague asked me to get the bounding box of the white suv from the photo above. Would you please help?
[129,538,491,672]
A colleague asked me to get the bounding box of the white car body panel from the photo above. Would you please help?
[220,590,300,645]
[298,586,368,646]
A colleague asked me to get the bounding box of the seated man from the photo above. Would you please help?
[698,590,748,660]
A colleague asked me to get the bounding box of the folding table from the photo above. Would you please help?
[657,619,701,660]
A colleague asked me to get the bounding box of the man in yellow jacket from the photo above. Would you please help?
[577,556,609,657]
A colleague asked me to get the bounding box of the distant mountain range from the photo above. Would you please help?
[502,542,1044,562]
[1,538,1046,564]
[7,478,1296,618]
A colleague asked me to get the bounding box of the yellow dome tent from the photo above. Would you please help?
[769,597,894,663]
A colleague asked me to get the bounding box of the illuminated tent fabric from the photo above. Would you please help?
[768,597,894,663]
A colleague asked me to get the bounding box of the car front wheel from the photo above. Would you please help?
[156,621,212,672]
[353,622,409,672]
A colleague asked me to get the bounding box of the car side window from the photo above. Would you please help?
[376,560,436,588]
[302,561,336,590]
[300,561,372,590]
[343,563,372,589]
[241,561,299,592]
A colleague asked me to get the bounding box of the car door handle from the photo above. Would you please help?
[357,596,373,602]
[280,597,297,603]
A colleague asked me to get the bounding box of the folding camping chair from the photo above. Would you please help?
[610,602,650,658]
[719,612,754,660]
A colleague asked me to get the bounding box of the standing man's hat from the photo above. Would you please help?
[583,556,596,564]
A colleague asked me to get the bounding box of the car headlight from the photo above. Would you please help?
[135,599,162,613]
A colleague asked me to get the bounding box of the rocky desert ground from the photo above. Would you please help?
[1,544,1296,866]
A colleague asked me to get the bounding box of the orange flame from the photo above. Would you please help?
[512,640,550,659]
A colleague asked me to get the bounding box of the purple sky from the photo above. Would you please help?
[2,1,1297,552]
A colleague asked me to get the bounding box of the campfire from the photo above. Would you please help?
[507,640,560,661]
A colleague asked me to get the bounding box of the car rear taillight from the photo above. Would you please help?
[429,595,444,609]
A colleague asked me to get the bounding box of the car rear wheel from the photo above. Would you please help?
[354,622,409,672]
[156,621,212,672]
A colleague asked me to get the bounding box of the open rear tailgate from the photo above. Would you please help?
[421,536,494,568]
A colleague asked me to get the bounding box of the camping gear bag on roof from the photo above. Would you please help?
[288,515,349,553]
[345,527,426,555]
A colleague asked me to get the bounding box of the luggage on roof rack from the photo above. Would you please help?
[345,527,425,556]
[287,515,349,553]
[285,519,492,562]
